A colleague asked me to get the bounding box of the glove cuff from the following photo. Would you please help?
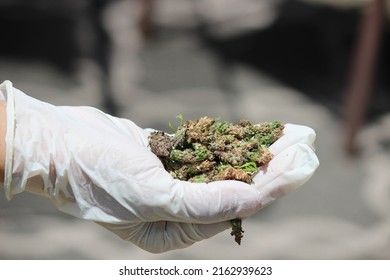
[0,80,16,200]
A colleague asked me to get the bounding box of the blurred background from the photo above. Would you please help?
[1,0,390,259]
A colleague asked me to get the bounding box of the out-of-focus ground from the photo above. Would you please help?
[0,0,390,259]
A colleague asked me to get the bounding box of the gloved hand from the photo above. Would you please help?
[1,80,319,253]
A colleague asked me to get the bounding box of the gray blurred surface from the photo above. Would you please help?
[1,0,389,259]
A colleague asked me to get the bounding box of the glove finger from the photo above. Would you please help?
[68,119,317,225]
[130,171,264,223]
[269,123,317,155]
[78,139,316,225]
[253,142,319,206]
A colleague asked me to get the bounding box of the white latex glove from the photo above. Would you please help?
[1,80,319,253]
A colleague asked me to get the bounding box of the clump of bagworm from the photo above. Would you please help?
[149,115,284,245]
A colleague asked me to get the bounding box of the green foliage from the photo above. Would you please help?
[192,175,208,183]
[194,144,210,161]
[215,122,229,134]
[168,113,185,134]
[235,161,259,173]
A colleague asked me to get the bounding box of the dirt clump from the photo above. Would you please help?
[149,116,284,245]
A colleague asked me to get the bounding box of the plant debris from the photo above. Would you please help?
[149,115,284,245]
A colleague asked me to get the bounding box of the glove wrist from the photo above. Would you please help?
[0,81,16,199]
